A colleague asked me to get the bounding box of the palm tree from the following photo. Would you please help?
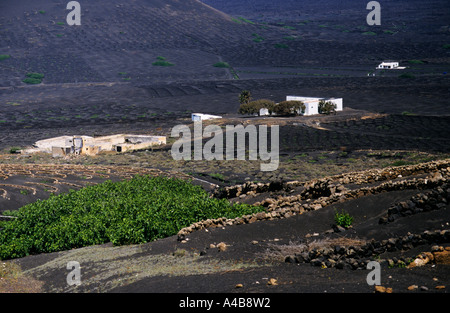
[239,90,252,105]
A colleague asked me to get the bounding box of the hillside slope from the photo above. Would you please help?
[0,0,279,85]
[2,0,449,87]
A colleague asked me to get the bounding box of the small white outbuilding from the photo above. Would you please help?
[191,113,222,121]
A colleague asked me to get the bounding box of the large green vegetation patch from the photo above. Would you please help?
[0,176,264,260]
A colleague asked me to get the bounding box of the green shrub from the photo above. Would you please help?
[233,17,254,24]
[274,43,289,49]
[213,62,230,68]
[252,33,264,42]
[391,160,411,167]
[231,17,242,24]
[334,209,353,228]
[0,176,264,260]
[22,78,42,84]
[9,147,21,154]
[238,99,275,116]
[26,73,45,79]
[318,100,336,115]
[152,60,174,66]
[0,55,10,61]
[273,100,305,116]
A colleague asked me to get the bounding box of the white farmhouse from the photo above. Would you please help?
[286,96,343,116]
[376,61,406,70]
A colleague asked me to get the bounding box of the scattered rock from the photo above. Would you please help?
[407,252,434,268]
[333,225,346,233]
[295,252,309,263]
[431,245,444,252]
[420,286,429,291]
[433,248,450,264]
[310,258,323,267]
[217,242,227,252]
[435,285,445,290]
[407,285,418,291]
[235,284,243,288]
[267,278,278,286]
[375,286,393,293]
[285,256,296,263]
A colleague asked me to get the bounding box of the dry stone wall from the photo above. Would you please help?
[177,159,450,240]
[286,229,450,270]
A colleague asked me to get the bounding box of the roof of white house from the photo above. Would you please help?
[191,113,222,120]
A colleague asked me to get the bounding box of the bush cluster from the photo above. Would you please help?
[318,100,336,115]
[0,176,264,260]
[273,100,305,116]
[152,60,174,66]
[22,72,44,84]
[238,99,305,116]
[152,56,174,66]
[238,99,275,115]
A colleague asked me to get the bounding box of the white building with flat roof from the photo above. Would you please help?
[286,96,343,116]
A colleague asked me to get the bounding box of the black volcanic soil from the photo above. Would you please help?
[1,0,450,297]
[13,180,450,294]
[1,76,450,153]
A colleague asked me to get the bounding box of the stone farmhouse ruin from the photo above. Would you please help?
[24,134,166,157]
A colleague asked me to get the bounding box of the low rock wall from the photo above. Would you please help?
[177,160,450,240]
[286,229,450,270]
